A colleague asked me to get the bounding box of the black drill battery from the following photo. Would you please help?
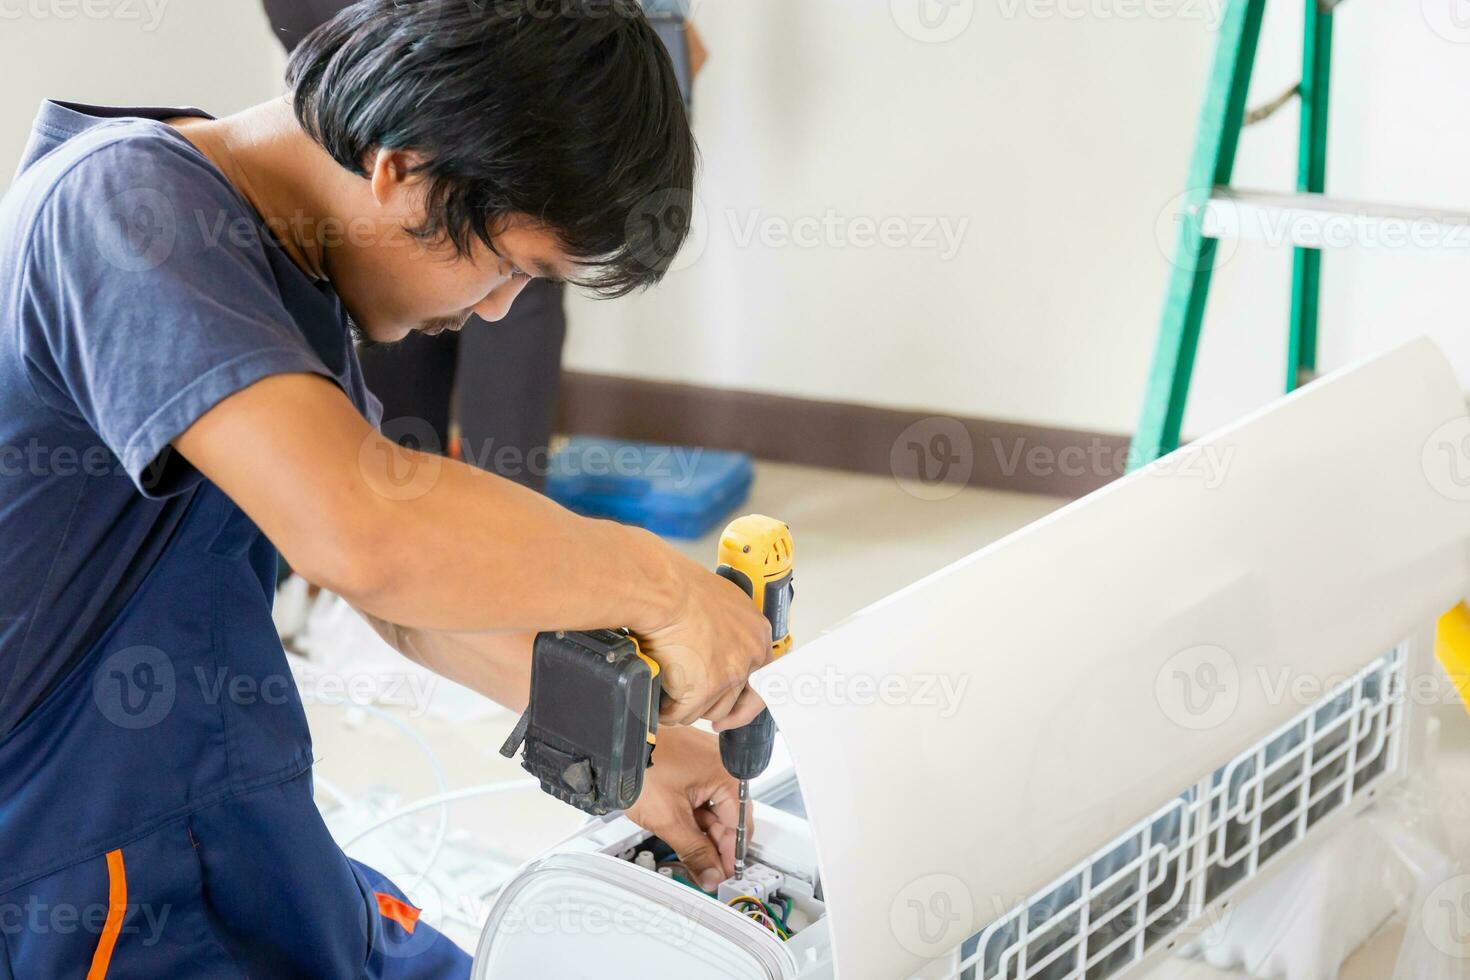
[499,629,661,815]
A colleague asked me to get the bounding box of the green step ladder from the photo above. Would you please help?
[1130,0,1470,469]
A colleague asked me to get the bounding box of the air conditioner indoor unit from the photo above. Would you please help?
[472,339,1470,980]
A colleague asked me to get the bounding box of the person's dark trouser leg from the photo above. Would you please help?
[358,331,460,456]
[455,278,568,491]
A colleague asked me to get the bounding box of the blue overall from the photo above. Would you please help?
[0,103,471,978]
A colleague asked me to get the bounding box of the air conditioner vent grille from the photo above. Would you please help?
[948,645,1407,980]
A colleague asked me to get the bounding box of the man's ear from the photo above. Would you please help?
[367,148,428,207]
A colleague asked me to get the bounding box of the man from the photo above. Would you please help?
[0,2,769,977]
[259,0,706,489]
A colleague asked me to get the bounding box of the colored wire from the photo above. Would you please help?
[726,895,791,940]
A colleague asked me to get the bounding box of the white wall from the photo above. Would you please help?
[0,0,284,187]
[3,2,1466,440]
[566,0,1470,438]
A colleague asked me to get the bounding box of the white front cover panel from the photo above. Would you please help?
[473,853,797,979]
[754,339,1470,979]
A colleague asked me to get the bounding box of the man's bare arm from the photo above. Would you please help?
[359,613,534,713]
[173,373,771,725]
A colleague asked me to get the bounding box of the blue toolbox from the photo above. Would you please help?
[546,437,754,539]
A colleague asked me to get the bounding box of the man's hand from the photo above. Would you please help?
[632,540,773,728]
[626,726,746,891]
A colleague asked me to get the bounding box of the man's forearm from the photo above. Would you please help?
[178,375,772,726]
[175,375,684,636]
[360,611,534,713]
[345,432,685,634]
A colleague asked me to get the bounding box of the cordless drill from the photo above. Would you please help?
[713,515,795,879]
[500,516,794,877]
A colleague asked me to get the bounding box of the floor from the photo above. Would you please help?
[303,459,1467,976]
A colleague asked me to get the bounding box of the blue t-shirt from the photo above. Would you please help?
[0,101,381,735]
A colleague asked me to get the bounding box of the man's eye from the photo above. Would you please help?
[510,266,531,280]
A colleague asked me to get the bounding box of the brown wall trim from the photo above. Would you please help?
[558,373,1131,499]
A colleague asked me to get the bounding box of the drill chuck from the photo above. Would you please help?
[719,707,777,781]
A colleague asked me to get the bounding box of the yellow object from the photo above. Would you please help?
[627,635,659,746]
[1435,601,1470,714]
[717,515,795,658]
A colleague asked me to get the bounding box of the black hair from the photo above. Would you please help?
[287,0,696,296]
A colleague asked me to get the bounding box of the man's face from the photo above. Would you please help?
[328,150,575,344]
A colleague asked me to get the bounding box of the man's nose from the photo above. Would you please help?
[473,276,532,323]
